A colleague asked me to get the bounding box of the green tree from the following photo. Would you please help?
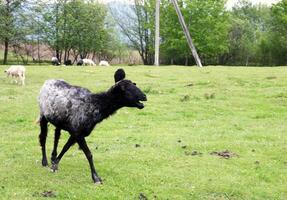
[160,0,230,65]
[268,0,287,65]
[111,0,156,65]
[0,0,26,64]
[42,0,110,63]
[227,1,271,65]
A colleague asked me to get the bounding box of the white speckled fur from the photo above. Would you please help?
[39,79,101,135]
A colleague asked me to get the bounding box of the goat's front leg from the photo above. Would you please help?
[51,136,76,172]
[77,137,102,184]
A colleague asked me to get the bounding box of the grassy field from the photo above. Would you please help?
[0,65,286,200]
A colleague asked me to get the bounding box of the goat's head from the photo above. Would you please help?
[110,69,147,109]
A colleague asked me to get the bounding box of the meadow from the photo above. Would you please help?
[0,65,286,200]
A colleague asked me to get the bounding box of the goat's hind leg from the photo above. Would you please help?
[39,116,48,166]
[21,74,25,85]
[51,127,61,163]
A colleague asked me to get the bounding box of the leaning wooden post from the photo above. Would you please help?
[171,0,203,67]
[154,0,160,66]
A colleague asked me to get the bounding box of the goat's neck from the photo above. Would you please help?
[93,91,123,120]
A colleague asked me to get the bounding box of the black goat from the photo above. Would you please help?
[64,59,72,66]
[38,69,147,184]
[77,59,83,66]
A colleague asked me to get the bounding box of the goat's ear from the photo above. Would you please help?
[114,68,126,83]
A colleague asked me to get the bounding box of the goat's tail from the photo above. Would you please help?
[34,116,40,124]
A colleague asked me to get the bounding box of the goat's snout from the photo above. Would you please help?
[141,94,147,101]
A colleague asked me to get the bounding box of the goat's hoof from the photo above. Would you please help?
[42,159,48,167]
[94,180,102,185]
[92,176,102,185]
[51,164,58,172]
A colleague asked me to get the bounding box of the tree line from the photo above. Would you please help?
[0,0,286,66]
[112,0,287,66]
[0,0,123,64]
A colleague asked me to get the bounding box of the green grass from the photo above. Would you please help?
[0,65,286,199]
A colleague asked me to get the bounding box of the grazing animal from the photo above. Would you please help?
[83,58,95,66]
[77,59,83,66]
[51,57,60,66]
[4,65,26,85]
[64,60,72,66]
[114,68,125,83]
[38,69,147,184]
[99,60,110,66]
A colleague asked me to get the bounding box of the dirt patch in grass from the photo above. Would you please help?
[185,150,203,156]
[180,95,190,102]
[33,190,56,198]
[204,93,215,100]
[254,161,260,165]
[185,83,194,87]
[41,191,56,198]
[139,193,148,200]
[210,150,238,159]
[180,95,201,102]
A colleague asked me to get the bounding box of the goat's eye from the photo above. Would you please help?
[133,83,136,85]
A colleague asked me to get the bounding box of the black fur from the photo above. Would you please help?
[64,60,72,66]
[114,68,126,82]
[38,69,147,184]
[52,61,60,66]
[77,59,83,66]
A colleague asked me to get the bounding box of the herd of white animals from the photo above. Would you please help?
[51,57,110,67]
[4,58,110,86]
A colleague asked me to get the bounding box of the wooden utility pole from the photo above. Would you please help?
[171,0,203,67]
[154,0,160,66]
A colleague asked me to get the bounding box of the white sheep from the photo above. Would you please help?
[4,65,26,85]
[99,60,110,66]
[51,57,60,65]
[83,58,96,66]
